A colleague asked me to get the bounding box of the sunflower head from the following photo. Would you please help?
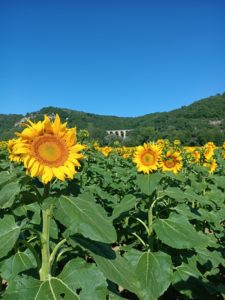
[160,150,183,174]
[203,158,217,174]
[203,147,214,160]
[133,143,162,174]
[8,139,23,163]
[9,114,85,184]
[156,139,165,149]
[204,142,216,149]
[99,146,112,157]
[192,150,201,163]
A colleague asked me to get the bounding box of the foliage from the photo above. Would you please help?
[0,139,225,299]
[1,92,225,145]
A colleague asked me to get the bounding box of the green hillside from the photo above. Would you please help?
[1,92,225,145]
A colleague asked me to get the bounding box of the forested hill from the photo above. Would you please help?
[1,92,225,145]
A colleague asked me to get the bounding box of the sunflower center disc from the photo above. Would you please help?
[141,152,155,166]
[164,159,175,168]
[32,135,69,167]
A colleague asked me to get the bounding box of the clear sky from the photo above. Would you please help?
[0,0,225,117]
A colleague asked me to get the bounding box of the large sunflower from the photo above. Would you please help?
[9,114,85,184]
[160,150,182,174]
[133,143,162,173]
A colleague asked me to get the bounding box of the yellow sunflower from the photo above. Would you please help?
[133,143,162,173]
[203,158,217,174]
[156,139,165,149]
[192,150,201,164]
[9,114,85,184]
[160,150,182,174]
[203,147,214,160]
[203,142,216,160]
[8,139,23,163]
[99,146,112,157]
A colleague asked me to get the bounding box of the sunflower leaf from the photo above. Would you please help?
[54,194,117,243]
[137,173,162,196]
[0,215,20,259]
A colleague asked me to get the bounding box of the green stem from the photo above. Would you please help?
[49,238,67,267]
[43,182,50,198]
[136,217,150,235]
[56,247,72,263]
[39,183,51,281]
[39,206,52,281]
[148,198,157,236]
[132,233,146,247]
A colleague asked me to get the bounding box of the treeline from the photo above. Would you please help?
[1,93,225,145]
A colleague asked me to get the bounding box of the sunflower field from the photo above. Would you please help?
[0,116,224,300]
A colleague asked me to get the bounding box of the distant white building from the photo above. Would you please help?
[106,129,132,140]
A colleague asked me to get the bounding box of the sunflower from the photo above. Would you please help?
[9,114,85,184]
[203,147,214,160]
[8,138,23,163]
[160,150,182,174]
[156,139,165,149]
[192,150,201,164]
[99,146,112,157]
[133,143,162,173]
[203,142,216,160]
[203,158,217,174]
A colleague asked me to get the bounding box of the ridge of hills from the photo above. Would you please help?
[1,92,225,145]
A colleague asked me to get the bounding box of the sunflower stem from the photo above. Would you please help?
[148,197,157,250]
[39,183,51,281]
[43,182,50,198]
[148,198,157,236]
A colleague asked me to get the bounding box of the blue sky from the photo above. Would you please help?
[0,0,225,117]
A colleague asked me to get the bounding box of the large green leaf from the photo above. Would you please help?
[54,194,117,243]
[173,204,202,221]
[123,248,143,268]
[153,213,210,249]
[2,275,40,300]
[3,276,80,300]
[135,251,173,300]
[195,247,224,269]
[0,172,17,189]
[108,292,126,299]
[35,277,80,300]
[70,236,141,298]
[94,253,140,296]
[0,181,20,208]
[137,173,162,196]
[111,194,136,220]
[172,257,212,299]
[0,250,36,280]
[0,215,20,258]
[164,186,202,203]
[59,258,107,300]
